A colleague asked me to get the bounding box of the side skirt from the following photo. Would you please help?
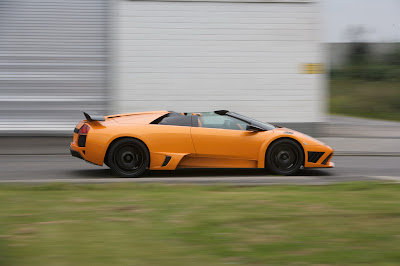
[177,155,258,169]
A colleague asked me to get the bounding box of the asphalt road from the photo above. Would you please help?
[1,155,399,184]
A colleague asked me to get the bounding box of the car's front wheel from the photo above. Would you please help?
[107,138,149,177]
[266,139,304,175]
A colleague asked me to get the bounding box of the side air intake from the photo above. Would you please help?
[307,152,325,163]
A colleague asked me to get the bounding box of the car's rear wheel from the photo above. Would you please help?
[107,138,149,177]
[266,139,304,175]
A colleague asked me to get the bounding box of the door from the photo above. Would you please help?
[147,113,196,169]
[190,113,266,160]
[148,114,195,154]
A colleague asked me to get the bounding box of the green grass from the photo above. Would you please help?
[2,182,400,265]
[330,79,400,121]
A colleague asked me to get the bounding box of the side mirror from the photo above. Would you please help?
[246,125,264,132]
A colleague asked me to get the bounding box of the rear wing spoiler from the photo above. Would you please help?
[83,111,105,122]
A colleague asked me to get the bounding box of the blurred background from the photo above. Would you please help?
[0,0,399,136]
[1,2,400,264]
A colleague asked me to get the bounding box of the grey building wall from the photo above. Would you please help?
[0,0,326,136]
[112,0,326,125]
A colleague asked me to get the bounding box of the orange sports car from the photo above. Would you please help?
[70,110,334,177]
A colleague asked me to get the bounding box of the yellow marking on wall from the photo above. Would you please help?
[302,63,324,74]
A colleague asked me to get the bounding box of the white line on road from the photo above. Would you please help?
[369,176,400,182]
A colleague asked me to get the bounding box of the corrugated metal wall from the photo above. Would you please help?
[113,0,324,123]
[0,0,108,134]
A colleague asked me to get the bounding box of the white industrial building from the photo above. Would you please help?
[0,0,326,135]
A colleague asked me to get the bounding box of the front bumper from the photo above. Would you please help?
[304,146,335,168]
[324,161,335,168]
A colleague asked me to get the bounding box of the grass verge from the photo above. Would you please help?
[1,182,400,265]
[330,79,400,121]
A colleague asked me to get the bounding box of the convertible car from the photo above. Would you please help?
[70,110,334,177]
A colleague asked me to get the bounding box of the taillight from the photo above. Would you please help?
[78,124,90,135]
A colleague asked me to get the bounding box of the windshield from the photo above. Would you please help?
[228,112,276,131]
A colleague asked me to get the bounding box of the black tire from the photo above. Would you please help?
[107,138,149,178]
[103,157,109,168]
[266,139,304,175]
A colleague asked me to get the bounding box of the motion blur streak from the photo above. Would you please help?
[0,0,108,134]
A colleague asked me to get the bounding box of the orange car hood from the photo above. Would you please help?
[273,127,327,146]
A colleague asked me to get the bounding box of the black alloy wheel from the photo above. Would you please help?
[266,139,304,175]
[107,138,149,177]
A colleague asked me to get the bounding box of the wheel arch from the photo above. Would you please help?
[104,136,150,166]
[258,136,305,168]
